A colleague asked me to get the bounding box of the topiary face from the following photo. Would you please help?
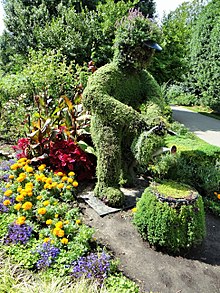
[113,8,162,70]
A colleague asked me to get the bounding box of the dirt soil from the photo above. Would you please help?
[79,185,220,293]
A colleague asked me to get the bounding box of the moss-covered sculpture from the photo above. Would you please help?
[83,9,169,207]
[133,181,206,253]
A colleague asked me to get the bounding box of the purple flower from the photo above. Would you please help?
[4,223,33,245]
[71,252,111,284]
[35,242,60,270]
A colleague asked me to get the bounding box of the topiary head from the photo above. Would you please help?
[113,8,162,70]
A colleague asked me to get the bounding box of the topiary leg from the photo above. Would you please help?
[91,117,125,207]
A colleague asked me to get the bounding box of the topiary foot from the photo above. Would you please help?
[94,184,125,207]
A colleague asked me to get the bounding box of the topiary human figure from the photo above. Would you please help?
[83,9,169,207]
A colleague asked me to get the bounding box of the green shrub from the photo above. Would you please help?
[133,181,206,253]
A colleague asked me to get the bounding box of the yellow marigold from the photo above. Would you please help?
[20,190,27,197]
[53,227,60,236]
[46,177,53,184]
[3,199,11,206]
[25,182,33,188]
[27,192,33,197]
[23,165,28,171]
[66,185,72,190]
[38,164,46,171]
[55,214,59,218]
[36,195,42,200]
[26,159,31,164]
[9,174,14,179]
[22,201,33,211]
[26,166,33,173]
[68,171,75,177]
[17,186,22,192]
[44,183,51,189]
[46,219,53,225]
[6,183,11,188]
[56,172,64,176]
[55,221,63,229]
[44,237,50,243]
[75,219,81,225]
[43,200,50,206]
[132,207,137,213]
[14,203,22,210]
[4,189,13,197]
[16,216,26,225]
[67,178,73,183]
[35,175,42,182]
[57,183,64,189]
[62,176,68,182]
[57,229,65,237]
[61,238,68,245]
[16,194,24,202]
[38,207,47,215]
[17,176,25,183]
[52,182,58,188]
[218,194,220,200]
[72,181,78,188]
[10,163,19,170]
[18,158,27,163]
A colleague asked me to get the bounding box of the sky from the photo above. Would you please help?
[0,0,187,35]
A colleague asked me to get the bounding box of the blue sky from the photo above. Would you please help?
[0,0,187,35]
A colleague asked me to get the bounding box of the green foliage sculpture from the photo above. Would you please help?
[83,9,169,207]
[133,181,206,253]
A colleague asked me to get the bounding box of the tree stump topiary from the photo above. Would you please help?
[133,180,206,254]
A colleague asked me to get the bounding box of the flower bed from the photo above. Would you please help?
[133,180,206,254]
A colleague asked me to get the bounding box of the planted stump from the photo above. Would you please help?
[133,180,206,254]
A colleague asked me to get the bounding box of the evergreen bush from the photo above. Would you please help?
[133,181,206,254]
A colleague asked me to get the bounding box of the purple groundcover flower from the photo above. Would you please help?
[4,223,33,245]
[71,251,111,283]
[0,159,15,171]
[35,241,60,270]
[0,202,9,213]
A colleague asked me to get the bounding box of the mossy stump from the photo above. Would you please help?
[133,180,206,254]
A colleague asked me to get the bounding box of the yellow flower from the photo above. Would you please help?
[6,183,11,188]
[64,220,69,224]
[36,195,42,200]
[16,194,25,202]
[132,207,137,213]
[72,181,78,188]
[18,158,27,163]
[46,177,52,184]
[46,219,53,225]
[67,178,73,183]
[27,191,33,197]
[52,182,58,188]
[4,190,13,197]
[38,164,46,171]
[43,200,50,206]
[44,237,50,243]
[68,171,75,177]
[14,203,22,210]
[16,216,26,225]
[53,227,60,236]
[55,221,63,229]
[17,186,22,192]
[55,214,59,218]
[38,207,47,215]
[10,163,19,170]
[25,182,33,189]
[22,201,33,211]
[57,229,65,237]
[57,172,64,177]
[61,238,68,244]
[9,174,14,179]
[44,183,51,189]
[218,194,220,200]
[20,190,27,197]
[17,176,25,183]
[214,192,218,195]
[57,183,64,189]
[66,185,72,190]
[62,176,68,182]
[75,219,81,225]
[26,166,33,173]
[3,199,11,206]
